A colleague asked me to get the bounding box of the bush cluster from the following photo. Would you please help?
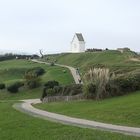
[44,81,59,88]
[113,72,140,94]
[83,68,140,100]
[0,83,5,90]
[26,67,45,77]
[41,81,59,99]
[24,72,41,89]
[24,67,44,89]
[41,81,82,100]
[7,82,24,93]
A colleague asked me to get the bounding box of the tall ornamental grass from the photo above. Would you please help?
[83,68,114,100]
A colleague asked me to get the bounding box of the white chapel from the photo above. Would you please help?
[71,33,85,53]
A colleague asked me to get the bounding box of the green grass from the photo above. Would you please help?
[41,66,74,85]
[0,87,42,100]
[0,60,140,139]
[0,59,74,85]
[0,101,139,140]
[45,50,140,74]
[35,91,140,127]
[0,59,74,100]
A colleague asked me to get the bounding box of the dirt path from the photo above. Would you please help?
[31,59,82,84]
[13,99,140,137]
[12,59,140,137]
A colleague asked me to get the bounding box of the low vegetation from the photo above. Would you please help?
[41,81,82,100]
[82,68,140,100]
[0,83,5,90]
[83,68,113,99]
[7,81,24,93]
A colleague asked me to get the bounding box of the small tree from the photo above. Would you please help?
[0,83,5,90]
[24,71,40,89]
[7,82,24,93]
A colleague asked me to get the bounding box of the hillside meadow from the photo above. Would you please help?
[44,50,140,74]
[0,60,139,139]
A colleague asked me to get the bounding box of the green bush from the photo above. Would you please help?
[34,67,45,76]
[0,83,5,90]
[24,72,41,89]
[83,83,96,99]
[47,88,55,96]
[7,82,24,93]
[41,84,82,99]
[26,67,45,77]
[64,84,82,96]
[50,62,55,66]
[41,87,47,100]
[114,72,140,93]
[105,80,121,97]
[44,81,59,89]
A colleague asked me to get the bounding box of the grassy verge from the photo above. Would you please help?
[34,91,140,127]
[0,101,139,140]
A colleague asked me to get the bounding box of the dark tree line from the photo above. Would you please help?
[0,53,39,61]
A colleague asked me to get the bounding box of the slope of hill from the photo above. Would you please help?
[0,60,74,100]
[45,50,140,74]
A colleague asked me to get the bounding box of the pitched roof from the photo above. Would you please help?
[75,33,84,41]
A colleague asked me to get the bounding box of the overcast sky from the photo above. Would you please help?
[0,0,140,54]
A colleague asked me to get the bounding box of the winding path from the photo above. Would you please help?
[31,59,82,84]
[13,59,140,137]
[13,99,140,137]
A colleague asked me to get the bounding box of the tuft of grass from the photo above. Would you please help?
[83,68,113,99]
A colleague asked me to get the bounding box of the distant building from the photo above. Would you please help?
[117,47,131,53]
[71,33,85,53]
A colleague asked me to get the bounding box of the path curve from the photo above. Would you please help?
[12,59,140,137]
[31,59,82,84]
[13,99,140,137]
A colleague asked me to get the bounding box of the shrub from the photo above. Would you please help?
[0,83,5,90]
[24,72,41,89]
[47,88,55,96]
[113,72,140,93]
[34,67,45,76]
[83,68,114,100]
[7,82,24,93]
[41,87,47,100]
[41,84,83,99]
[83,83,96,99]
[61,84,82,96]
[44,81,59,89]
[50,62,55,66]
[105,80,121,97]
[26,67,45,77]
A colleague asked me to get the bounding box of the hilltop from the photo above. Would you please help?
[44,50,140,75]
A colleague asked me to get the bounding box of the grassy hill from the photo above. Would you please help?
[0,59,74,85]
[44,50,140,74]
[0,59,74,100]
[0,60,139,139]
